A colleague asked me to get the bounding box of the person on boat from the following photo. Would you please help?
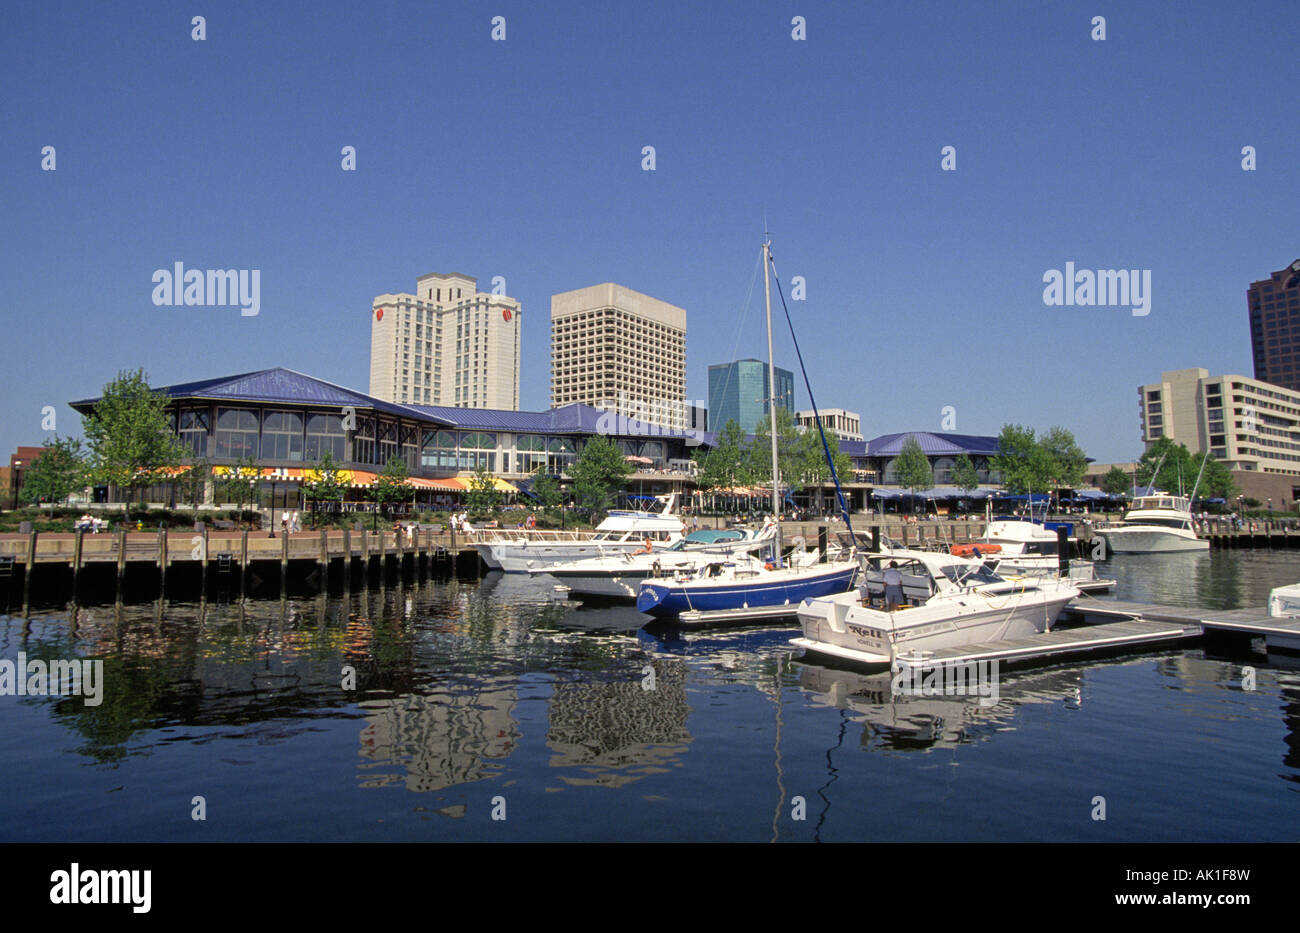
[883,561,904,611]
[636,536,654,554]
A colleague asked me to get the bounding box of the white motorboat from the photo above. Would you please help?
[961,518,1102,586]
[1100,492,1208,553]
[474,494,685,573]
[791,549,1080,666]
[531,520,779,599]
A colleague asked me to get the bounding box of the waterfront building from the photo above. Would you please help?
[1248,258,1300,392]
[795,408,862,442]
[1138,367,1300,509]
[550,283,687,430]
[370,271,521,410]
[68,368,703,507]
[707,359,794,434]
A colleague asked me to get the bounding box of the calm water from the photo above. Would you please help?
[2,549,1299,842]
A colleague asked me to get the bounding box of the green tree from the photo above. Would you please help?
[1040,425,1088,490]
[1190,451,1237,500]
[694,419,753,494]
[746,407,802,491]
[1135,437,1196,494]
[303,450,347,527]
[1100,466,1132,497]
[465,462,502,515]
[530,470,563,517]
[19,436,88,505]
[570,435,632,515]
[792,423,852,513]
[82,369,187,510]
[217,455,262,514]
[951,453,981,492]
[373,455,415,522]
[894,435,934,510]
[177,457,211,512]
[991,424,1054,494]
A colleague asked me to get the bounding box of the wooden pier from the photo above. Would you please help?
[0,527,489,610]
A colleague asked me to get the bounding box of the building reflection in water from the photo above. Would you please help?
[356,678,521,794]
[546,659,691,788]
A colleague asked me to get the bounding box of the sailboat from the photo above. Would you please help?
[635,238,860,619]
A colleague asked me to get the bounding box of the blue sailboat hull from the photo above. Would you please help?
[636,565,858,617]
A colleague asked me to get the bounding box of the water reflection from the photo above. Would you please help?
[794,660,1085,751]
[546,659,691,788]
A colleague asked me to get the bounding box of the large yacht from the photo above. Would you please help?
[1100,492,1208,553]
[791,549,1080,666]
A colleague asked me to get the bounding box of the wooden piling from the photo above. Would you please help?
[71,528,84,602]
[238,527,247,597]
[22,530,37,616]
[319,529,329,583]
[158,527,168,595]
[116,528,128,598]
[342,528,352,590]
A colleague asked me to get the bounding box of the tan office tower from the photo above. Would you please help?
[370,271,521,409]
[550,283,687,429]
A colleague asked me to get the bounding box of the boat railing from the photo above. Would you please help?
[470,529,590,543]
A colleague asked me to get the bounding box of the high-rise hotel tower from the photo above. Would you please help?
[369,271,521,409]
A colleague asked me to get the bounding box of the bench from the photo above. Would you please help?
[213,520,236,530]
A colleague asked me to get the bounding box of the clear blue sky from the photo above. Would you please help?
[3,0,1297,464]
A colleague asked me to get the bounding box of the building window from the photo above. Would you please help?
[215,408,259,459]
[178,409,209,457]
[304,413,346,461]
[260,411,304,461]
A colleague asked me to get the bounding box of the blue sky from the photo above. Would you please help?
[2,0,1297,464]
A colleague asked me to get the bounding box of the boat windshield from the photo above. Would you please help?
[938,564,1004,587]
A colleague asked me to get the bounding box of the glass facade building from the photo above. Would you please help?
[707,359,794,434]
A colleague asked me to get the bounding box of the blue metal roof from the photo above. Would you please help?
[867,431,1001,457]
[70,368,454,425]
[406,401,705,439]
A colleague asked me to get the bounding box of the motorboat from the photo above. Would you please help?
[1100,492,1208,553]
[474,494,685,572]
[791,549,1080,666]
[531,520,779,600]
[963,517,1104,587]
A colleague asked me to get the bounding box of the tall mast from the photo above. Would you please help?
[763,238,783,561]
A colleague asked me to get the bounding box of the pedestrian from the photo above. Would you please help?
[291,510,301,533]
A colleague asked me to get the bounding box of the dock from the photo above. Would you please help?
[885,598,1300,671]
[0,527,490,610]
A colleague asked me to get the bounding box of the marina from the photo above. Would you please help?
[3,547,1300,843]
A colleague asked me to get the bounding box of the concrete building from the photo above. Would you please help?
[707,359,794,434]
[370,271,521,410]
[1248,258,1300,392]
[795,408,862,441]
[1139,368,1300,474]
[550,283,687,430]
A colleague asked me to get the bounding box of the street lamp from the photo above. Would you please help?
[10,460,21,510]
